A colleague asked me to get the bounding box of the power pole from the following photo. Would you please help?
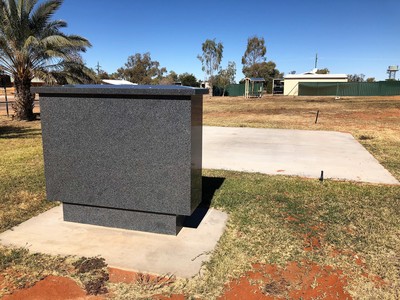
[96,62,101,75]
[314,53,318,69]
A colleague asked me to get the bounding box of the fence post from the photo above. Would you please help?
[2,84,9,117]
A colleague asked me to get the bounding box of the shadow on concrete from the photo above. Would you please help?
[0,125,41,139]
[183,176,225,229]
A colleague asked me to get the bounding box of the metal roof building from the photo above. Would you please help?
[284,70,348,96]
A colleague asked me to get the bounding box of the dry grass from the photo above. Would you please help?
[203,95,400,130]
[204,95,400,180]
[0,95,399,299]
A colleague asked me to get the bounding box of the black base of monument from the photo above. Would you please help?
[63,203,185,235]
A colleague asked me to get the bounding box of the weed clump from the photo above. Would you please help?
[72,257,109,295]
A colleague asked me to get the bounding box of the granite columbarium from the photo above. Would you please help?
[33,85,208,235]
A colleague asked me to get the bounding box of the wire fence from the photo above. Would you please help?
[0,99,40,117]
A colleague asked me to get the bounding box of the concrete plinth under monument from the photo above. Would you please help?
[33,85,208,235]
[0,205,228,278]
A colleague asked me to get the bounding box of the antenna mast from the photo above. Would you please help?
[314,53,318,69]
[96,62,102,75]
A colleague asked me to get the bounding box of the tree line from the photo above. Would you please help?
[95,35,282,95]
[196,36,281,95]
[0,0,387,121]
[94,52,200,87]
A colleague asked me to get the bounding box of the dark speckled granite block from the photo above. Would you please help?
[33,85,207,235]
[63,203,185,235]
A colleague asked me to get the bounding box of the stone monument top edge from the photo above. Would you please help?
[32,84,209,96]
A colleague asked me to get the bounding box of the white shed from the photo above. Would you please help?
[284,70,348,96]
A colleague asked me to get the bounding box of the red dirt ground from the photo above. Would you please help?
[1,263,353,300]
[2,213,384,299]
[0,216,351,300]
[1,268,182,299]
[218,262,352,300]
[0,217,381,299]
[1,275,104,300]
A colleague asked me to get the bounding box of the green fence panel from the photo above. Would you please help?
[212,84,246,96]
[338,83,359,96]
[298,81,400,96]
[226,84,245,96]
[297,83,317,96]
[225,83,265,97]
[298,82,337,96]
[380,81,400,95]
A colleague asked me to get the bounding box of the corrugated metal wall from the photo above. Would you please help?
[298,81,400,96]
[225,83,265,96]
[225,84,245,96]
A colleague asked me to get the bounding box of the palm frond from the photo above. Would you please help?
[0,0,91,91]
[64,34,92,49]
[23,0,38,14]
[29,0,62,33]
[23,34,38,48]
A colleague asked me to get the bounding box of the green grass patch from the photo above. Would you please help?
[183,170,400,299]
[0,119,56,232]
[109,170,400,299]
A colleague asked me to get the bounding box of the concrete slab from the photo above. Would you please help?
[203,126,399,185]
[0,205,228,278]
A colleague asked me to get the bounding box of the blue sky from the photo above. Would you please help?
[54,0,400,81]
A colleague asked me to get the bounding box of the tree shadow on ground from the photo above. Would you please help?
[0,125,41,139]
[183,176,225,229]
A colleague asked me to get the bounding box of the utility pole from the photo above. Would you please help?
[314,53,318,69]
[96,62,101,75]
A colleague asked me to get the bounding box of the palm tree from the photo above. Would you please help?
[0,0,92,120]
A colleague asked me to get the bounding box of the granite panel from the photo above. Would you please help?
[63,203,184,235]
[33,84,209,96]
[190,95,203,213]
[35,85,205,234]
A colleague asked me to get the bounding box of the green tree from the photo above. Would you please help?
[0,0,92,120]
[348,74,365,82]
[316,68,330,74]
[241,36,281,93]
[178,73,199,87]
[197,38,223,90]
[241,36,266,72]
[215,61,236,96]
[159,70,178,85]
[98,71,111,80]
[243,61,280,79]
[366,77,375,82]
[108,72,120,80]
[117,52,166,84]
[242,61,281,94]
